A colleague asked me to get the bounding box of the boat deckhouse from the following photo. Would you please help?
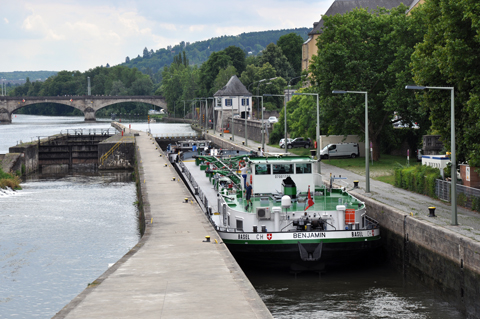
[213,75,252,132]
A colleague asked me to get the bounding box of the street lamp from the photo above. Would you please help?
[252,95,265,150]
[332,90,370,192]
[406,85,457,225]
[264,93,287,154]
[292,92,320,174]
[207,97,215,134]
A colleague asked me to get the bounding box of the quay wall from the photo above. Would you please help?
[354,192,480,318]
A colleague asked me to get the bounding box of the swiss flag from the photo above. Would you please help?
[267,233,272,240]
[306,185,314,210]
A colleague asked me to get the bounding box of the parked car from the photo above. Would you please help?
[279,138,293,148]
[320,143,359,159]
[268,116,278,123]
[286,137,311,149]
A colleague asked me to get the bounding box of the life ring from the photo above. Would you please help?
[314,140,317,149]
[250,175,252,184]
[239,160,245,167]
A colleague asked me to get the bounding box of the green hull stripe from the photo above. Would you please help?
[221,236,381,245]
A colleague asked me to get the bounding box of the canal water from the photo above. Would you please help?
[0,115,464,318]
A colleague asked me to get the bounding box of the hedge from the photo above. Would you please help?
[394,164,440,198]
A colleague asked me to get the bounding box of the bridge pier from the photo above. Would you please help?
[0,110,12,123]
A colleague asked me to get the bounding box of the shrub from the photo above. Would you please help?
[395,164,440,198]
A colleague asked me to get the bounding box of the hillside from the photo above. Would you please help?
[122,28,309,77]
[0,71,58,82]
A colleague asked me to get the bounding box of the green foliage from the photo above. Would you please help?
[0,71,57,81]
[257,43,295,80]
[309,5,427,161]
[277,33,304,76]
[394,164,440,197]
[10,66,154,117]
[122,28,309,80]
[457,193,467,207]
[411,0,480,166]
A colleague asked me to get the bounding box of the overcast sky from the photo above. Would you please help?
[1,0,334,73]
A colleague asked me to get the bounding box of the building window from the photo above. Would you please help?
[225,99,232,106]
[241,98,249,106]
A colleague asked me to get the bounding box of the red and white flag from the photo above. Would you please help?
[306,185,314,210]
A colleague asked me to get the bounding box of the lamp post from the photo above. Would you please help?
[406,85,457,225]
[332,90,369,192]
[207,97,215,134]
[292,92,320,174]
[264,93,287,154]
[252,95,265,150]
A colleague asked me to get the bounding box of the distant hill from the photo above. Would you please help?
[0,71,58,83]
[121,28,309,77]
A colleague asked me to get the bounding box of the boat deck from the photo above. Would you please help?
[183,160,363,215]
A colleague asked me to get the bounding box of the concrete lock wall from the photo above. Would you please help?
[225,118,272,144]
[8,143,39,175]
[353,192,480,317]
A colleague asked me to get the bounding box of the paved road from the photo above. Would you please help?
[53,129,272,319]
[207,130,480,243]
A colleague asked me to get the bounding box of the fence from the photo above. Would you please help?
[436,179,480,210]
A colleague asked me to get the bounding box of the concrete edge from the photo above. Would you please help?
[352,191,480,275]
[149,132,273,319]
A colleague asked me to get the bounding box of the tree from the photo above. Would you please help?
[212,65,237,94]
[257,43,295,80]
[199,51,231,96]
[309,5,425,161]
[411,0,480,166]
[143,47,149,58]
[224,46,246,75]
[277,33,304,76]
[125,56,130,63]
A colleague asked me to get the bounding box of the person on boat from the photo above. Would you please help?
[245,181,252,210]
[240,164,248,188]
[259,148,264,157]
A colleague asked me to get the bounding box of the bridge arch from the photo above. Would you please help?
[0,96,167,123]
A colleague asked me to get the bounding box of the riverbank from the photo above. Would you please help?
[0,167,21,190]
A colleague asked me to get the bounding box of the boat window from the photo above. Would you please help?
[273,164,293,174]
[236,219,243,231]
[255,164,271,175]
[182,143,189,147]
[295,163,312,174]
[199,143,205,147]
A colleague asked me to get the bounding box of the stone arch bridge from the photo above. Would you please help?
[0,95,167,123]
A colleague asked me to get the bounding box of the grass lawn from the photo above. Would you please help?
[268,144,420,185]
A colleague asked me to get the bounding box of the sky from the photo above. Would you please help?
[0,0,334,73]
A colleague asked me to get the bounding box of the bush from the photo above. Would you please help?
[394,164,440,198]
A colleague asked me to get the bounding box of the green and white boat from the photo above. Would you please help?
[176,154,381,271]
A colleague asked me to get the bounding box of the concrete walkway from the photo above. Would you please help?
[206,130,480,243]
[53,130,272,319]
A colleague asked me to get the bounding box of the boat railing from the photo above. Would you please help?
[363,214,380,229]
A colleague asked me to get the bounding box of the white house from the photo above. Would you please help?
[213,75,252,131]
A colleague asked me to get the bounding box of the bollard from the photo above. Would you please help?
[172,177,176,181]
[184,198,188,203]
[353,180,359,188]
[203,236,211,242]
[164,164,167,167]
[428,206,436,217]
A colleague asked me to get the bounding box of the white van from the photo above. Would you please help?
[320,143,359,159]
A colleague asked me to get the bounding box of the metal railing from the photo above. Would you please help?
[63,128,113,135]
[436,179,480,209]
[100,137,126,165]
[155,132,197,139]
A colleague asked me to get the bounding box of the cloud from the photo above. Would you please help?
[2,0,334,72]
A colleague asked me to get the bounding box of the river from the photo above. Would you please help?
[0,115,464,318]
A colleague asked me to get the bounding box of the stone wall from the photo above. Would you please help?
[353,192,480,317]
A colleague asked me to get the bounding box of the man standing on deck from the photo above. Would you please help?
[245,181,252,211]
[240,164,248,188]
